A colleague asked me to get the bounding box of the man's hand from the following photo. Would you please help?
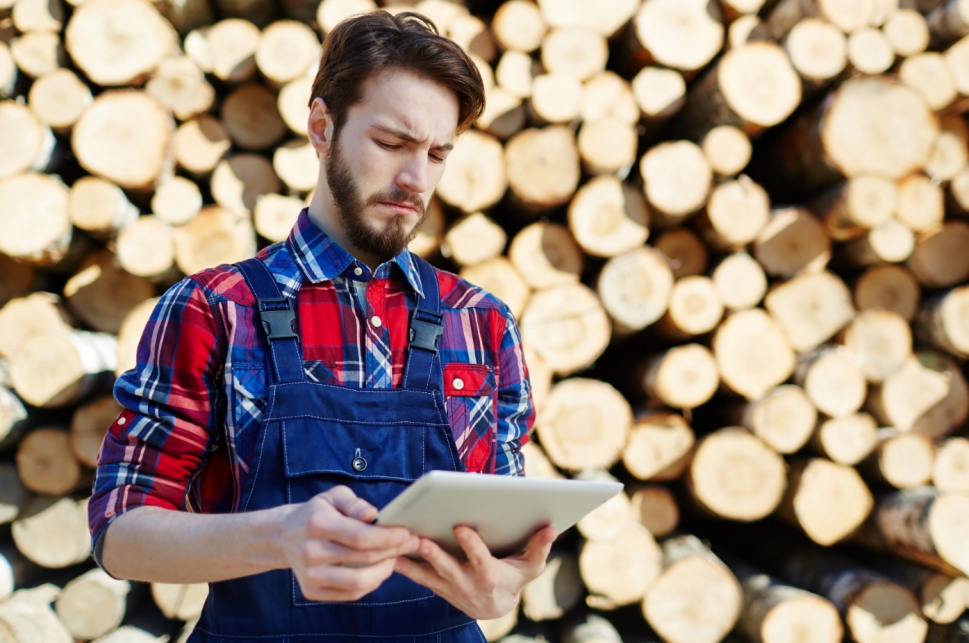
[393,524,558,620]
[277,486,420,602]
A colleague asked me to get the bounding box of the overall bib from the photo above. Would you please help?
[188,257,483,642]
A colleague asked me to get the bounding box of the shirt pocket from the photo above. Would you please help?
[442,363,496,473]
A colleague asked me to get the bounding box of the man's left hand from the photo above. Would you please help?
[393,524,558,620]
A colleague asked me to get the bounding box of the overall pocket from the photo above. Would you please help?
[442,364,496,474]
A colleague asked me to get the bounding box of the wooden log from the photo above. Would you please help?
[9,31,64,78]
[580,71,639,125]
[174,116,232,177]
[756,0,876,37]
[654,228,707,279]
[70,395,120,468]
[847,27,895,75]
[521,551,581,621]
[934,437,969,494]
[145,56,215,122]
[116,297,157,376]
[629,485,679,538]
[476,86,526,140]
[765,271,854,353]
[700,125,752,177]
[811,412,879,466]
[713,308,796,400]
[730,384,817,454]
[493,0,547,53]
[535,378,631,471]
[221,82,286,151]
[641,535,743,643]
[840,219,916,267]
[778,457,873,545]
[189,19,261,84]
[448,14,496,62]
[478,610,517,643]
[496,50,538,99]
[927,618,969,643]
[153,0,213,34]
[211,154,281,214]
[438,129,507,214]
[796,346,867,418]
[151,582,208,620]
[926,0,969,47]
[272,139,318,195]
[597,247,674,334]
[54,568,130,640]
[0,387,28,455]
[10,329,116,408]
[860,428,936,489]
[754,207,831,278]
[575,470,630,542]
[94,625,167,642]
[639,140,712,226]
[519,441,560,481]
[443,213,506,268]
[0,255,34,310]
[116,216,177,281]
[658,275,724,338]
[915,286,969,360]
[408,197,445,261]
[12,496,92,568]
[908,221,969,289]
[900,53,957,112]
[316,0,377,35]
[64,249,156,334]
[868,352,969,439]
[853,265,921,322]
[562,614,622,643]
[540,27,606,81]
[277,76,311,136]
[895,174,945,235]
[629,0,725,73]
[873,557,969,625]
[696,176,770,251]
[567,175,649,258]
[0,101,56,180]
[64,0,178,86]
[0,292,71,359]
[926,116,968,185]
[508,222,582,290]
[255,20,318,87]
[152,177,203,227]
[173,206,255,276]
[27,69,92,133]
[945,33,969,99]
[842,309,912,385]
[579,522,661,609]
[0,173,71,267]
[0,543,35,597]
[0,584,73,643]
[639,344,719,410]
[11,0,61,33]
[631,66,687,129]
[711,253,766,311]
[622,412,695,482]
[811,175,896,242]
[527,73,582,125]
[253,194,304,243]
[460,258,530,321]
[783,18,847,87]
[537,0,639,38]
[0,42,14,99]
[520,283,610,375]
[870,0,900,26]
[885,8,930,55]
[577,118,637,176]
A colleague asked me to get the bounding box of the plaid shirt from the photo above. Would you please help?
[88,209,534,568]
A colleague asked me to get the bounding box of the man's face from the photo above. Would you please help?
[321,69,459,262]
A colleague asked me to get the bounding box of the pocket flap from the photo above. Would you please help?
[443,364,495,396]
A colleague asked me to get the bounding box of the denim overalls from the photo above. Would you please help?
[188,256,484,642]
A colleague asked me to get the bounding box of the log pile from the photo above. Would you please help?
[2,0,969,640]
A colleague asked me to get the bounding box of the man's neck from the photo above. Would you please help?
[306,191,384,272]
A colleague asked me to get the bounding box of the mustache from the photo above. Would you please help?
[366,189,425,215]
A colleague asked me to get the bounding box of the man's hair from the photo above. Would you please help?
[310,11,486,135]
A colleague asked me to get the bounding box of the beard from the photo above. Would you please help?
[325,136,429,262]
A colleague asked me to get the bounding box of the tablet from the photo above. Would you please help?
[375,470,623,560]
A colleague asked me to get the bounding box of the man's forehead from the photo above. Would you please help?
[357,70,458,145]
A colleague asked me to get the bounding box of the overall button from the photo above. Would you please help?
[452,377,464,390]
[370,316,382,328]
[352,456,367,472]
[353,266,363,276]
[117,416,126,426]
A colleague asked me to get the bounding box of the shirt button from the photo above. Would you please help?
[354,267,363,276]
[371,316,382,328]
[452,378,464,390]
[117,417,126,426]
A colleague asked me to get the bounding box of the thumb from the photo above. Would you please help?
[322,486,378,522]
[519,525,557,566]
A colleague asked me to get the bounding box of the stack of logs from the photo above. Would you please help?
[3,0,969,640]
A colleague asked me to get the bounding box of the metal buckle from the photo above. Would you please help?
[256,298,297,341]
[409,310,444,353]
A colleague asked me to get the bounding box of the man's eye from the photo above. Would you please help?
[377,141,401,150]
[430,154,445,163]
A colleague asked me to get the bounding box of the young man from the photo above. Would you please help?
[88,11,555,642]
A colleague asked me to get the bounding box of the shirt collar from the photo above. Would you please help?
[286,208,425,298]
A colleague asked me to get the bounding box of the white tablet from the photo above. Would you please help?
[375,471,623,560]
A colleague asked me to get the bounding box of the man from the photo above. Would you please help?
[88,10,555,642]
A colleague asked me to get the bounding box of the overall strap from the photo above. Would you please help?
[236,258,305,384]
[402,256,444,391]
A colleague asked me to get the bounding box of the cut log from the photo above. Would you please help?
[622,412,695,482]
[72,90,174,191]
[408,198,443,261]
[151,582,208,620]
[255,20,318,87]
[116,216,176,281]
[631,66,687,125]
[860,428,936,489]
[253,194,304,243]
[493,0,546,53]
[0,387,28,454]
[908,222,969,288]
[842,310,912,384]
[12,495,92,568]
[448,14,495,62]
[277,76,311,136]
[535,378,631,470]
[629,485,679,538]
[641,535,743,643]
[658,275,723,337]
[926,0,969,47]
[579,522,661,609]
[900,53,957,111]
[520,441,560,482]
[562,614,621,643]
[145,56,215,122]
[754,207,830,278]
[537,0,639,38]
[316,0,377,35]
[495,50,538,99]
[174,116,232,177]
[697,175,770,251]
[508,222,582,290]
[173,206,256,275]
[713,308,796,400]
[874,557,969,625]
[575,470,630,542]
[0,42,14,99]
[444,213,506,268]
[527,72,582,124]
[478,611,517,643]
[597,247,674,334]
[70,395,120,468]
[934,437,969,494]
[885,8,930,55]
[116,297,157,376]
[0,542,34,597]
[700,125,752,177]
[27,69,92,133]
[723,0,766,15]
[840,219,916,267]
[895,174,945,235]
[915,286,969,360]
[870,0,900,26]
[0,584,73,643]
[476,86,525,140]
[847,27,895,75]
[712,252,767,311]
[0,256,34,310]
[221,83,286,151]
[811,175,896,242]
[926,116,968,184]
[460,258,530,321]
[64,249,155,334]
[152,177,203,227]
[945,33,969,97]
[54,568,130,640]
[0,292,71,359]
[541,27,606,81]
[811,412,879,466]
[10,329,116,407]
[577,118,637,176]
[732,384,817,454]
[927,618,969,643]
[211,154,281,214]
[273,139,318,194]
[94,625,167,643]
[0,173,71,267]
[520,283,610,375]
[580,71,639,125]
[796,346,867,418]
[630,0,724,73]
[639,140,712,225]
[783,18,847,86]
[521,551,582,621]
[853,265,921,322]
[765,271,854,353]
[194,19,261,83]
[0,101,56,180]
[153,0,213,34]
[640,344,719,410]
[755,0,876,37]
[568,175,649,258]
[64,0,178,86]
[438,129,507,214]
[654,228,708,280]
[9,31,64,78]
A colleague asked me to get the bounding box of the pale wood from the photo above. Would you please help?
[519,441,560,481]
[874,557,969,625]
[0,388,27,455]
[0,42,14,99]
[641,344,719,410]
[811,412,879,466]
[728,14,761,48]
[642,535,743,643]
[580,71,639,125]
[723,0,766,15]
[116,297,157,376]
[476,86,525,140]
[631,0,724,72]
[900,53,957,111]
[460,258,530,321]
[495,51,538,99]
[508,222,582,291]
[812,175,896,242]
[116,216,176,280]
[255,20,318,86]
[536,378,631,470]
[541,27,606,81]
[885,8,930,55]
[145,56,215,121]
[713,308,796,400]
[639,140,712,224]
[0,255,34,310]
[408,199,444,261]
[698,175,770,250]
[277,76,311,137]
[448,14,495,61]
[537,0,640,38]
[926,117,968,184]
[528,72,582,124]
[949,165,969,217]
[27,69,92,133]
[934,437,969,494]
[221,83,286,151]
[622,412,695,481]
[654,228,707,280]
[12,495,91,568]
[151,582,208,620]
[847,27,895,74]
[65,0,177,86]
[438,129,507,214]
[895,175,945,235]
[853,265,921,322]
[562,614,622,643]
[841,219,916,266]
[55,568,130,640]
[733,384,817,454]
[521,551,582,621]
[712,253,767,310]
[0,101,55,180]
[915,286,969,360]
[73,90,174,191]
[796,346,867,418]
[520,283,610,375]
[174,116,232,177]
[871,0,900,26]
[0,173,71,267]
[754,207,830,278]
[317,0,376,35]
[0,292,71,359]
[10,329,116,407]
[756,0,875,37]
[70,395,120,468]
[174,206,256,275]
[629,485,679,538]
[272,139,318,194]
[575,469,630,542]
[861,428,936,489]
[567,175,649,258]
[12,0,61,33]
[64,249,155,334]
[0,542,34,596]
[9,31,64,78]
[211,154,281,214]
[152,177,202,227]
[784,18,847,85]
[444,213,506,268]
[523,345,552,414]
[94,625,166,643]
[630,66,686,122]
[478,610,517,643]
[597,247,674,334]
[908,221,969,289]
[253,194,303,243]
[493,0,546,53]
[842,310,912,384]
[579,522,661,609]
[701,125,752,176]
[193,19,261,83]
[659,275,723,337]
[577,118,637,176]
[926,0,969,47]
[765,271,854,353]
[945,32,969,96]
[0,584,73,643]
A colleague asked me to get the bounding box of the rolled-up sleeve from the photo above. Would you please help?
[88,277,225,570]
[493,306,534,477]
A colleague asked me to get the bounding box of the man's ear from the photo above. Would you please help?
[307,97,335,154]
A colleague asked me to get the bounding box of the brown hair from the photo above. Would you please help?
[310,11,486,135]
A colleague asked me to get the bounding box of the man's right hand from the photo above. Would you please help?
[277,485,420,602]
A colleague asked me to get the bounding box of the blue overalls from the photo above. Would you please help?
[188,256,485,643]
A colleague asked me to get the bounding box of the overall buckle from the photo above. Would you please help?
[256,297,297,341]
[409,309,444,353]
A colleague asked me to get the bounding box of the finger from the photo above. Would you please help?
[304,557,397,598]
[394,556,448,595]
[454,525,493,570]
[416,537,466,586]
[514,525,558,569]
[308,507,414,551]
[304,537,422,567]
[322,486,378,522]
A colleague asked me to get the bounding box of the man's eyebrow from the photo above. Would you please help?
[372,125,454,152]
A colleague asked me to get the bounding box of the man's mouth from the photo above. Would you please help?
[379,201,419,214]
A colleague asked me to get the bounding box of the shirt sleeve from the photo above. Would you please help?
[492,307,534,477]
[88,277,226,571]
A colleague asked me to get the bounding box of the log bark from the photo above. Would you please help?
[579,522,661,609]
[0,255,34,310]
[508,222,582,290]
[730,384,817,454]
[64,249,156,334]
[10,329,116,408]
[811,412,878,466]
[861,428,936,489]
[460,258,530,321]
[639,140,712,225]
[700,125,752,177]
[907,221,969,289]
[839,219,916,267]
[697,176,770,251]
[640,344,719,410]
[654,228,707,280]
[70,395,121,468]
[713,308,796,401]
[438,129,507,214]
[796,346,867,418]
[211,154,281,214]
[0,101,56,180]
[926,0,969,47]
[221,82,286,151]
[842,309,912,384]
[173,206,256,275]
[764,271,854,353]
[711,253,766,311]
[54,568,130,640]
[596,247,673,334]
[885,8,930,55]
[153,0,213,34]
[567,175,649,258]
[26,68,91,133]
[443,213,507,268]
[629,485,679,538]
[926,116,968,185]
[12,495,92,568]
[145,56,215,122]
[915,286,969,359]
[174,116,232,177]
[254,20,318,87]
[657,275,723,338]
[0,292,71,359]
[493,0,546,53]
[116,297,158,376]
[753,207,831,278]
[629,0,724,73]
[873,557,969,625]
[0,173,71,267]
[622,412,695,482]
[521,551,582,621]
[933,437,969,494]
[853,265,921,322]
